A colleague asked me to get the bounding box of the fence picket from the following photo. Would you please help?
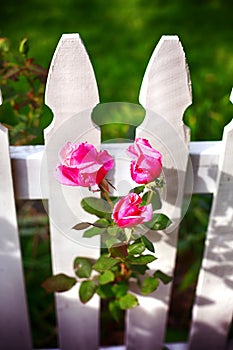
[126,36,192,350]
[188,94,233,350]
[44,34,100,350]
[0,121,32,349]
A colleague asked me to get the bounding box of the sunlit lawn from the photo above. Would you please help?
[1,0,232,140]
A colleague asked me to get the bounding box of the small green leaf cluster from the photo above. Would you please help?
[0,36,47,145]
[42,180,172,320]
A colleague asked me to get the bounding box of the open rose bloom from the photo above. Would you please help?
[55,141,114,191]
[112,193,152,228]
[127,138,162,184]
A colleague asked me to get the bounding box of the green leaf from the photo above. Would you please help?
[96,284,114,299]
[107,226,121,236]
[93,219,110,228]
[19,37,29,56]
[145,213,172,231]
[141,235,155,252]
[83,226,106,238]
[119,293,139,310]
[98,270,115,285]
[73,219,110,231]
[105,237,121,249]
[129,264,149,275]
[127,254,157,265]
[142,190,162,210]
[112,281,128,298]
[110,243,128,259]
[93,254,119,272]
[141,276,159,295]
[130,185,145,194]
[127,242,145,255]
[81,197,112,219]
[73,257,92,278]
[154,270,173,284]
[79,280,96,303]
[42,273,76,293]
[72,222,92,230]
[109,299,122,322]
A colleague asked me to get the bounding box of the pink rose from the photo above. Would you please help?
[55,141,114,191]
[127,138,162,184]
[112,193,152,228]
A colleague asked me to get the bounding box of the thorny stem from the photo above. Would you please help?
[99,180,114,209]
[146,190,153,205]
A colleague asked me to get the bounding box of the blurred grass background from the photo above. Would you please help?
[1,0,233,141]
[0,0,233,347]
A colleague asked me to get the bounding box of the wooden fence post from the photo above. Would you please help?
[0,91,32,349]
[125,35,192,350]
[44,34,100,350]
[188,90,233,350]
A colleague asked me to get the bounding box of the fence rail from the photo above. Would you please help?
[10,141,221,200]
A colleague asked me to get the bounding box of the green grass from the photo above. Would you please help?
[1,0,232,141]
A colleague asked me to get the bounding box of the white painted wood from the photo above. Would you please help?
[10,145,46,199]
[188,115,233,347]
[125,36,192,350]
[0,123,32,349]
[9,141,221,200]
[44,34,100,350]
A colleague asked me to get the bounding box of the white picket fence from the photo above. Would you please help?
[0,34,233,350]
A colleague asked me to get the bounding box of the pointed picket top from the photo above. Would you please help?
[139,35,192,132]
[43,34,100,349]
[126,36,192,350]
[45,33,99,137]
[230,87,233,103]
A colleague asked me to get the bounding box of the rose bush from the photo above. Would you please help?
[127,138,162,184]
[112,193,152,228]
[55,141,114,191]
[43,138,172,320]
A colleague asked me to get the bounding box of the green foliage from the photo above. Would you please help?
[98,270,115,285]
[81,197,112,219]
[154,270,173,285]
[141,276,159,295]
[0,36,49,145]
[93,254,119,272]
[141,235,155,253]
[145,213,172,231]
[119,293,139,310]
[73,257,92,278]
[126,254,156,265]
[79,280,96,303]
[83,226,107,238]
[127,241,146,255]
[41,273,76,293]
[41,181,173,321]
[41,177,172,321]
